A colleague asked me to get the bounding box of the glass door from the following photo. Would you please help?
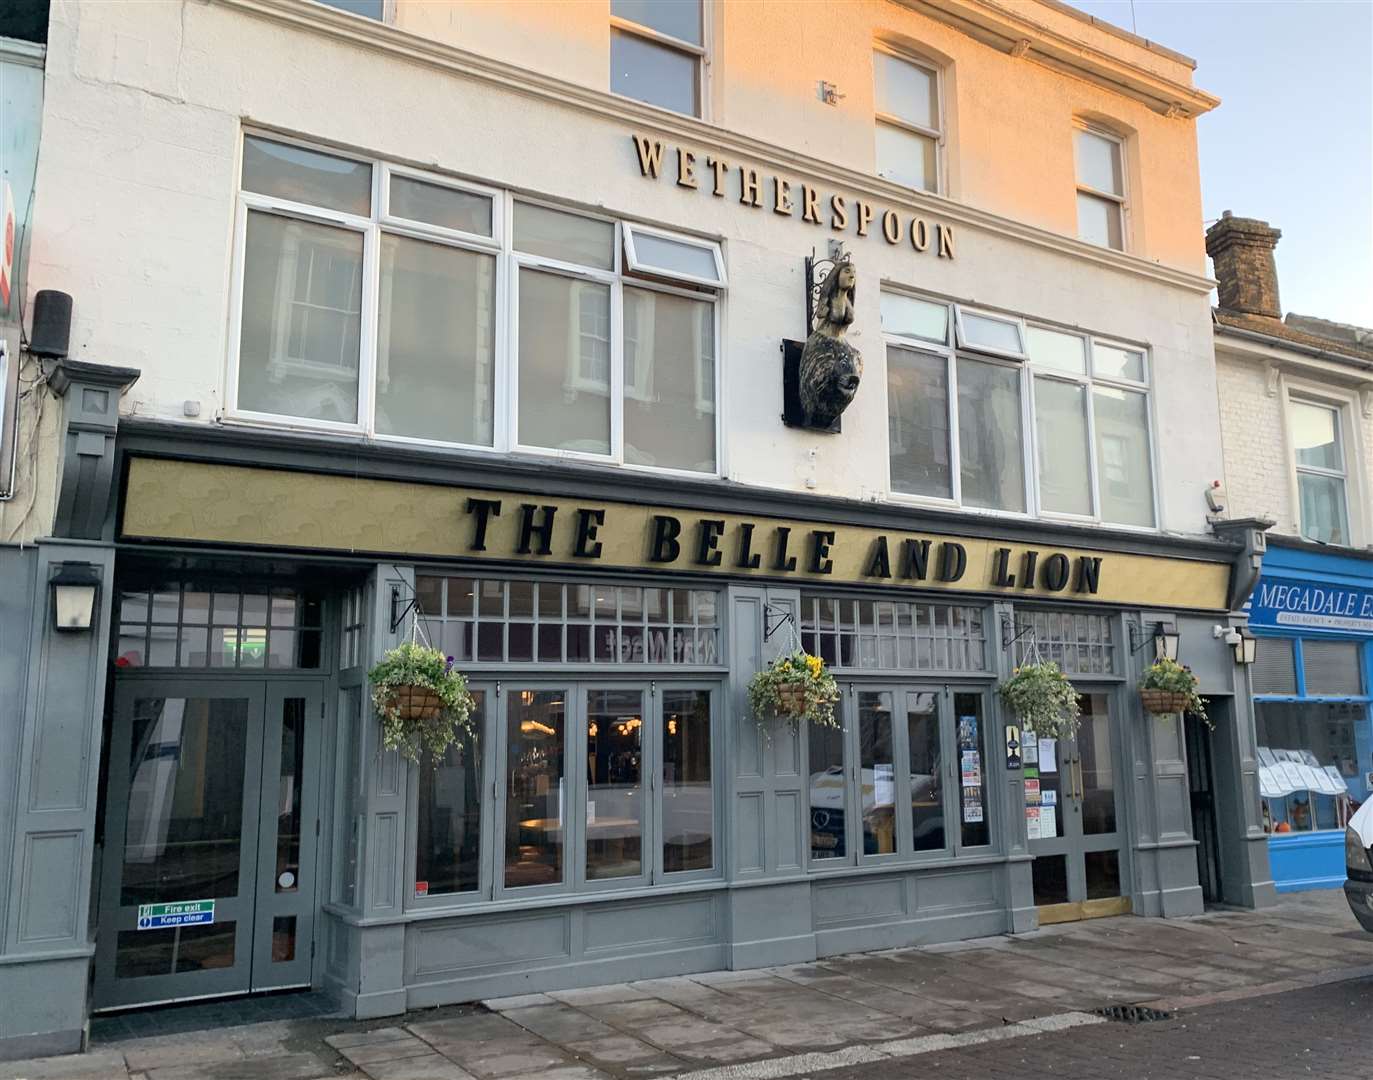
[96,681,265,1009]
[1027,691,1128,923]
[95,678,325,1009]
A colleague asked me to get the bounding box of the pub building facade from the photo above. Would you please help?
[0,0,1275,1057]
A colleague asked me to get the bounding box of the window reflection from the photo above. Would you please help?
[907,692,943,851]
[505,691,566,888]
[663,690,713,872]
[858,691,896,855]
[417,692,485,896]
[809,710,847,861]
[586,689,644,880]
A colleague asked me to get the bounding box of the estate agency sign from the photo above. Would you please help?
[1248,577,1373,634]
[122,458,1230,611]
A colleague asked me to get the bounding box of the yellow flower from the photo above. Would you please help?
[806,655,823,677]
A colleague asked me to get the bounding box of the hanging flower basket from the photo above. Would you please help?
[998,661,1080,740]
[1138,657,1207,720]
[748,650,841,730]
[368,641,476,763]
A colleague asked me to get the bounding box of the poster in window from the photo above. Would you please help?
[960,750,981,787]
[1024,778,1041,806]
[962,787,984,823]
[1026,806,1041,840]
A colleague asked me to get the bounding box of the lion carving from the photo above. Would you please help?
[798,259,861,430]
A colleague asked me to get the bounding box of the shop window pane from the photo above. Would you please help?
[121,698,249,906]
[513,202,614,270]
[887,345,951,499]
[613,0,702,46]
[505,690,566,888]
[1093,386,1154,526]
[663,690,713,872]
[954,693,990,847]
[120,590,150,624]
[1298,472,1349,545]
[388,175,493,236]
[958,357,1025,512]
[335,687,363,907]
[518,269,611,454]
[1077,192,1123,250]
[622,287,716,472]
[906,691,944,852]
[610,29,699,117]
[417,692,484,896]
[241,136,371,215]
[1035,377,1092,516]
[1027,326,1087,375]
[809,709,847,861]
[881,293,948,344]
[148,626,178,666]
[1304,641,1363,696]
[151,590,181,623]
[586,689,644,880]
[875,123,936,192]
[237,211,362,424]
[858,691,896,855]
[376,235,495,446]
[179,626,209,667]
[116,627,147,668]
[183,591,211,624]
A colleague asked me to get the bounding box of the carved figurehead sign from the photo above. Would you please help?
[629,134,955,259]
[122,458,1233,613]
[792,254,861,432]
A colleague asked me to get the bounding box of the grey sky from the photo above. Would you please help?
[1071,0,1373,327]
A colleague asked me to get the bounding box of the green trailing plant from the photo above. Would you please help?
[368,641,475,764]
[998,661,1081,740]
[1139,657,1208,721]
[747,650,841,730]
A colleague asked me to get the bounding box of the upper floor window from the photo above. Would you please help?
[1289,398,1350,544]
[882,291,1156,527]
[873,48,942,193]
[610,0,705,117]
[232,135,723,476]
[312,0,384,19]
[1075,126,1126,250]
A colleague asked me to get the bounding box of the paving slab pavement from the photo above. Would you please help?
[6,891,1373,1080]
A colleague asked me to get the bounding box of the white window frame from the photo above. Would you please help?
[623,222,727,289]
[1027,328,1159,530]
[1073,122,1129,252]
[880,287,1160,530]
[609,2,710,120]
[226,131,724,479]
[1283,383,1363,546]
[872,43,945,195]
[953,305,1028,361]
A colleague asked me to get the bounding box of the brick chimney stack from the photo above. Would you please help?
[1205,211,1282,319]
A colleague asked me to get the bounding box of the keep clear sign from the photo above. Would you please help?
[137,900,215,930]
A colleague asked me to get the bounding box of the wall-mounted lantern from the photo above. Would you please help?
[1131,619,1179,662]
[50,561,101,632]
[1232,626,1258,666]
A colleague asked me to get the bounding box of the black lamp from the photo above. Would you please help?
[1155,626,1181,662]
[50,561,101,632]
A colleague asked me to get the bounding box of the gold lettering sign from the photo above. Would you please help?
[122,458,1230,612]
[634,134,955,260]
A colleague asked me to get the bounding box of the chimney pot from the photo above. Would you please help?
[1205,214,1282,319]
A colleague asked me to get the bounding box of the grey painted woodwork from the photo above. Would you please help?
[48,361,139,541]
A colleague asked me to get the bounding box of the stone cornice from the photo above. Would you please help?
[212,0,1216,296]
[905,0,1220,118]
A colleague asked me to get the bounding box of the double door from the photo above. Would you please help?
[808,684,993,866]
[1026,692,1129,923]
[94,678,323,1009]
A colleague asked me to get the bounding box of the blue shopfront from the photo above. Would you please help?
[1247,541,1373,891]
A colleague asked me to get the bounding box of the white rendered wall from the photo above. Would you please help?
[21,0,1225,539]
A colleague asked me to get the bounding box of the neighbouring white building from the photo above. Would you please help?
[0,0,1277,1057]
